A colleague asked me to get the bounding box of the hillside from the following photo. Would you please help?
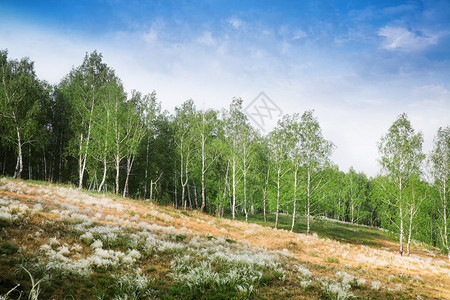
[0,178,449,299]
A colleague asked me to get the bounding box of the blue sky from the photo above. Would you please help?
[1,0,449,177]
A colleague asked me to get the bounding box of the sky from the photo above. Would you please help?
[1,0,449,177]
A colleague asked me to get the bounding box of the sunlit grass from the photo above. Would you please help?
[0,178,448,299]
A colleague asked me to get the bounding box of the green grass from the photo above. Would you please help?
[0,242,20,255]
[223,212,394,248]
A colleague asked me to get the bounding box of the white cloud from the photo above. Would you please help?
[228,17,243,29]
[144,28,158,44]
[378,26,439,51]
[197,31,216,47]
[0,22,92,85]
[412,84,450,103]
[292,29,307,40]
[1,15,448,178]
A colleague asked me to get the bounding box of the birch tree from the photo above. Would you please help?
[378,113,424,255]
[429,126,450,261]
[238,122,257,222]
[196,109,220,212]
[298,110,334,235]
[0,50,49,179]
[268,117,291,229]
[405,174,427,255]
[122,91,147,197]
[223,98,247,219]
[140,91,161,200]
[174,100,197,209]
[59,51,117,189]
[91,80,122,192]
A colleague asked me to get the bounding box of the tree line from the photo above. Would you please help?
[0,50,449,259]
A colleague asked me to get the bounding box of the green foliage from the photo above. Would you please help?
[1,48,449,255]
[377,113,425,254]
[0,242,19,255]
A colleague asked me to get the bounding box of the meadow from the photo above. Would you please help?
[1,177,449,299]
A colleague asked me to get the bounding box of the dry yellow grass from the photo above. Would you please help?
[1,177,449,299]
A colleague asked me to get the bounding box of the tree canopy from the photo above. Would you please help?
[1,49,449,259]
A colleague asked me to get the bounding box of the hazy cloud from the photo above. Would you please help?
[378,26,440,52]
[292,29,307,40]
[197,31,216,47]
[1,1,449,177]
[228,17,243,29]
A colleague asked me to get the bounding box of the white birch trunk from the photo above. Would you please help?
[232,155,236,219]
[306,167,311,235]
[14,127,23,179]
[290,168,298,232]
[275,168,280,230]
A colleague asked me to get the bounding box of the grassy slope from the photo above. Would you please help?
[0,177,449,299]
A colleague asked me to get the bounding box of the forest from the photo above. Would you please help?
[1,49,449,259]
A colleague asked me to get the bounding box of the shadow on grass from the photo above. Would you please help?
[222,213,392,249]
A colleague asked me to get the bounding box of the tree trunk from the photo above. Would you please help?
[98,155,107,192]
[232,156,236,219]
[399,179,404,256]
[180,146,189,210]
[181,183,186,209]
[399,206,404,256]
[123,155,134,198]
[174,169,178,208]
[306,167,311,235]
[263,190,267,224]
[263,167,269,224]
[79,107,93,189]
[275,168,280,230]
[291,168,298,232]
[187,185,192,210]
[351,203,354,224]
[193,181,198,209]
[182,178,188,210]
[144,137,150,198]
[149,180,154,203]
[98,139,108,192]
[244,168,248,223]
[42,145,47,181]
[349,176,354,223]
[115,151,120,194]
[221,160,230,218]
[14,128,23,179]
[28,145,32,180]
[407,204,414,255]
[442,181,449,262]
[200,128,206,212]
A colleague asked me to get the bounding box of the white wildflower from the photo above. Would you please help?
[71,244,83,252]
[300,280,312,288]
[58,246,71,257]
[128,249,141,260]
[371,280,381,290]
[91,239,103,249]
[39,244,52,253]
[80,232,94,245]
[297,265,313,278]
[122,255,135,265]
[0,211,16,223]
[49,237,60,248]
[33,203,43,211]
